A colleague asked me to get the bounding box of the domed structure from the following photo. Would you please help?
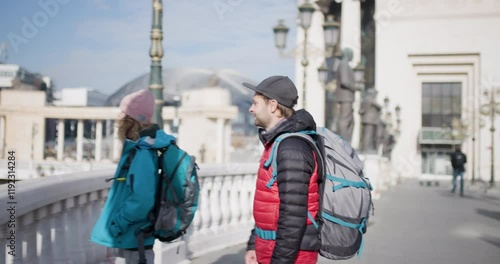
[106,68,258,135]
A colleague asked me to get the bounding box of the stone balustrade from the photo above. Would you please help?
[0,163,258,264]
[0,90,237,168]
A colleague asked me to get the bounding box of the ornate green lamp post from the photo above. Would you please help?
[479,86,500,187]
[149,0,164,127]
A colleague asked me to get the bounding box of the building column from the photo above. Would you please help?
[341,0,362,148]
[0,116,5,159]
[163,121,171,134]
[341,0,361,66]
[216,118,225,164]
[95,120,103,162]
[224,119,231,163]
[76,120,84,161]
[57,119,65,161]
[113,121,121,162]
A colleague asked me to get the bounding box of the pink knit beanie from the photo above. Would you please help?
[118,89,155,124]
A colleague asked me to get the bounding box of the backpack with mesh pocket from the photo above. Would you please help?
[152,143,200,242]
[267,127,373,260]
[136,142,200,264]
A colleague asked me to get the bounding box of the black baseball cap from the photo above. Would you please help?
[243,76,298,108]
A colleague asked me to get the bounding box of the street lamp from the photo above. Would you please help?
[322,15,340,55]
[272,20,289,51]
[274,0,342,109]
[317,61,329,84]
[394,105,401,138]
[297,0,315,109]
[479,86,500,187]
[149,0,165,128]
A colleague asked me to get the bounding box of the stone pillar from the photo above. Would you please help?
[163,121,171,135]
[113,121,121,162]
[95,120,103,161]
[76,120,84,161]
[341,0,362,149]
[57,119,65,161]
[341,0,361,66]
[224,119,232,162]
[216,118,225,164]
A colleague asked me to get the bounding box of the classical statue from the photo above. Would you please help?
[382,133,396,159]
[376,119,387,151]
[332,48,361,143]
[359,88,381,152]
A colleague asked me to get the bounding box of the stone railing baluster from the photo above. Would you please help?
[36,206,53,264]
[239,176,251,225]
[50,201,69,264]
[230,175,242,226]
[83,191,98,263]
[209,176,223,231]
[220,175,231,228]
[191,196,202,235]
[245,175,256,224]
[20,211,37,263]
[199,177,212,234]
[65,196,86,264]
[93,189,111,263]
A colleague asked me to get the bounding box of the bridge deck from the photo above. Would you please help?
[192,179,500,264]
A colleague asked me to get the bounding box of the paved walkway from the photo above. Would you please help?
[191,179,500,264]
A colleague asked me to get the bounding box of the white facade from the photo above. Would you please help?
[302,0,500,182]
[55,87,108,106]
[0,64,20,88]
[376,0,500,180]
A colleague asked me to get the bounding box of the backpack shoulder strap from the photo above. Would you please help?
[263,131,323,189]
[105,148,138,183]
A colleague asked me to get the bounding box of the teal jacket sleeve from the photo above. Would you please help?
[110,149,157,236]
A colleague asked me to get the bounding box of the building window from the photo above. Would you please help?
[421,82,461,128]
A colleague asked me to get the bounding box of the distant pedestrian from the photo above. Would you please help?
[450,145,467,196]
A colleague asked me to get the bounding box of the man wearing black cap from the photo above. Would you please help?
[243,76,320,264]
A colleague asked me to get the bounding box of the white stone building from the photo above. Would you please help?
[298,0,500,182]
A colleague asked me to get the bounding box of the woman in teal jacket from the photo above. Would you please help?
[91,89,174,263]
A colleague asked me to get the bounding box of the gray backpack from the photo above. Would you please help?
[266,127,373,260]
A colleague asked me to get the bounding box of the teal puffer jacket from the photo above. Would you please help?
[90,126,174,249]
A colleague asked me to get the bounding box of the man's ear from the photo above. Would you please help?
[268,99,279,113]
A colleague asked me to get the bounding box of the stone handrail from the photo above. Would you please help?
[0,163,258,264]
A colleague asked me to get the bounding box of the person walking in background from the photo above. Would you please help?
[91,89,172,264]
[242,76,320,264]
[450,145,467,197]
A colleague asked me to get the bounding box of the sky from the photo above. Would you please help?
[0,0,298,95]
